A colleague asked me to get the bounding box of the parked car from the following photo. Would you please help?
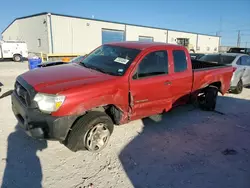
[11,42,234,152]
[227,47,250,55]
[199,53,250,94]
[190,53,205,60]
[37,55,86,68]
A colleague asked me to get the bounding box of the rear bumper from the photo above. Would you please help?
[11,92,77,141]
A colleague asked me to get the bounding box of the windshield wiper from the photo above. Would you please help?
[79,62,89,68]
[81,63,116,76]
[92,67,117,76]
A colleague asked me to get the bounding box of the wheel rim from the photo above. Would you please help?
[85,123,110,152]
[15,56,20,61]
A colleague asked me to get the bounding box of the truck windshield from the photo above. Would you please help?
[199,54,236,65]
[80,45,141,76]
[70,55,85,63]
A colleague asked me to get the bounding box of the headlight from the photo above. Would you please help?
[34,93,65,113]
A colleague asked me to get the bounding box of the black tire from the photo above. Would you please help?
[65,111,114,152]
[13,54,22,62]
[198,86,218,111]
[232,79,243,94]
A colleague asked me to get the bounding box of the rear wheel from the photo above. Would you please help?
[65,111,114,152]
[198,86,218,111]
[13,54,22,62]
[232,79,243,94]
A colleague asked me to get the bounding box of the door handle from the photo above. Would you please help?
[164,81,172,85]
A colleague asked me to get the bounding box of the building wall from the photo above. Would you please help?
[2,15,50,53]
[219,45,234,53]
[197,35,220,53]
[2,20,19,41]
[167,30,197,51]
[126,25,167,42]
[51,15,125,54]
[2,13,221,55]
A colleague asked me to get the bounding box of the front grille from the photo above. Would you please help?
[15,81,31,106]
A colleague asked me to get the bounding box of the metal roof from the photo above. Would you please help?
[1,12,220,38]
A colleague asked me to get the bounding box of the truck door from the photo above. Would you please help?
[169,49,193,106]
[129,49,173,120]
[240,56,250,85]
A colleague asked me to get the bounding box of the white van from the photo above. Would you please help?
[0,40,28,62]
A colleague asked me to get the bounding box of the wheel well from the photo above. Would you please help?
[74,104,122,125]
[63,104,122,144]
[99,105,123,125]
[209,81,221,92]
[13,53,21,57]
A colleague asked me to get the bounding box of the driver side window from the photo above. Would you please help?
[136,50,168,79]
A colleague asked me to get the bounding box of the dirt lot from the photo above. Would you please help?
[0,61,250,188]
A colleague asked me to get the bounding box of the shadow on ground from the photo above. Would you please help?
[1,125,47,188]
[0,90,13,99]
[119,95,250,188]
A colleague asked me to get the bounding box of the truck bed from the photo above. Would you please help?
[191,59,229,70]
[191,59,233,95]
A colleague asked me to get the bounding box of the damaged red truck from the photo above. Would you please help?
[12,42,234,152]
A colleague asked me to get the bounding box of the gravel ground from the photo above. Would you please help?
[0,61,250,188]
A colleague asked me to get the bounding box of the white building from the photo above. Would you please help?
[1,12,220,54]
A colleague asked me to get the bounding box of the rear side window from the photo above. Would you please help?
[241,56,250,66]
[247,57,250,66]
[173,50,187,72]
[137,50,168,78]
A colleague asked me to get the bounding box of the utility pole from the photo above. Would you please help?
[246,42,248,48]
[237,30,241,47]
[216,15,222,36]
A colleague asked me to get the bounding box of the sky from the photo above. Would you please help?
[0,0,249,47]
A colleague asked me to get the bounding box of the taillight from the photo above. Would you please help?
[233,67,237,72]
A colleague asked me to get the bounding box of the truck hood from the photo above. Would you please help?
[21,64,115,94]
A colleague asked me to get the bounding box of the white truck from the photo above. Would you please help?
[0,40,28,62]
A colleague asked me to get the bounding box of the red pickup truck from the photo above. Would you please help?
[12,42,234,152]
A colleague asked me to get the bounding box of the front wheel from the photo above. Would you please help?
[65,111,114,152]
[198,86,218,111]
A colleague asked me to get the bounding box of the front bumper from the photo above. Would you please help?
[11,92,77,141]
